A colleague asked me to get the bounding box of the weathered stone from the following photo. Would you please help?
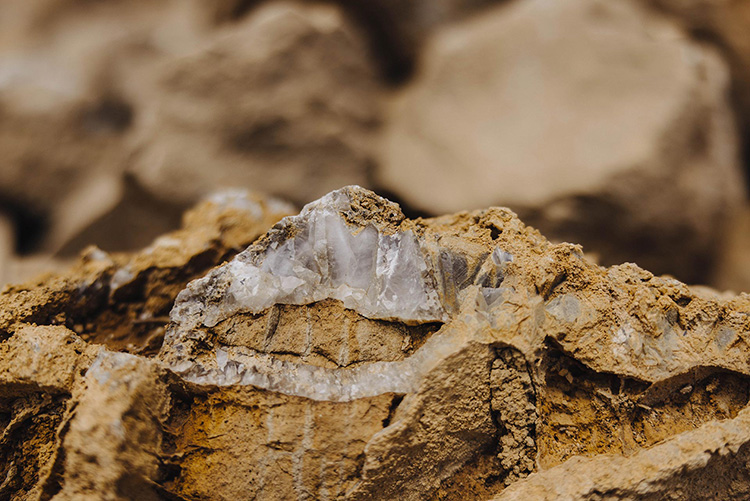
[129,2,382,207]
[494,405,750,500]
[53,350,169,501]
[159,187,750,498]
[0,189,290,353]
[3,186,750,499]
[378,0,744,283]
[645,0,750,167]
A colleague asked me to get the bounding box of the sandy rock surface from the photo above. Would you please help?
[378,0,745,283]
[2,186,750,499]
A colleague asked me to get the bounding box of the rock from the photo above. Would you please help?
[0,0,206,254]
[3,187,750,499]
[493,406,750,500]
[43,175,190,257]
[646,0,750,165]
[378,0,745,283]
[54,350,169,501]
[202,0,504,80]
[128,2,382,208]
[713,204,750,293]
[0,189,291,352]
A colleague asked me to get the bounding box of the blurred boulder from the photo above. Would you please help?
[378,0,745,283]
[0,0,207,253]
[712,204,750,293]
[646,0,750,165]
[128,2,382,207]
[204,0,505,81]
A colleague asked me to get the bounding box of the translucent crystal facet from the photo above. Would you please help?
[170,187,447,331]
[163,187,519,401]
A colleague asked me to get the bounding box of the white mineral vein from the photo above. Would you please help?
[165,187,511,401]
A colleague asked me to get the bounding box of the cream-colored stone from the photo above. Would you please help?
[379,0,744,282]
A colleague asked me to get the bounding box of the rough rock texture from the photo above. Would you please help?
[378,0,745,283]
[129,2,381,207]
[494,405,750,500]
[4,186,750,499]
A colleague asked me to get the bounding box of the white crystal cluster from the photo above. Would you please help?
[164,187,518,401]
[171,187,447,330]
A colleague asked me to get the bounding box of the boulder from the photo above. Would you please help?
[378,0,745,283]
[3,187,750,498]
[646,0,750,167]
[128,2,382,208]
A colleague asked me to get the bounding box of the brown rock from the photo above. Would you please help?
[3,187,750,499]
[54,351,169,501]
[646,0,750,164]
[129,2,382,207]
[378,0,745,283]
[494,405,750,500]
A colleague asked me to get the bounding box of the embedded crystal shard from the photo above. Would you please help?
[162,186,526,404]
[169,186,448,333]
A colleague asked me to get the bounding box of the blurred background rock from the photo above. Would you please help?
[0,0,748,290]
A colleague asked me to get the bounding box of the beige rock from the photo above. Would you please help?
[3,187,750,499]
[713,204,750,293]
[646,0,750,158]
[200,0,503,79]
[0,325,97,499]
[54,350,169,501]
[129,2,382,207]
[378,0,744,283]
[0,325,95,394]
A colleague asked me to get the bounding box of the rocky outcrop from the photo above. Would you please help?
[378,0,745,283]
[2,186,750,499]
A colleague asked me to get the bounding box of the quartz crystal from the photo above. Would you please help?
[170,186,448,331]
[164,186,515,400]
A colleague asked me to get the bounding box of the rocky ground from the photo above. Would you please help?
[3,0,750,499]
[2,186,750,500]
